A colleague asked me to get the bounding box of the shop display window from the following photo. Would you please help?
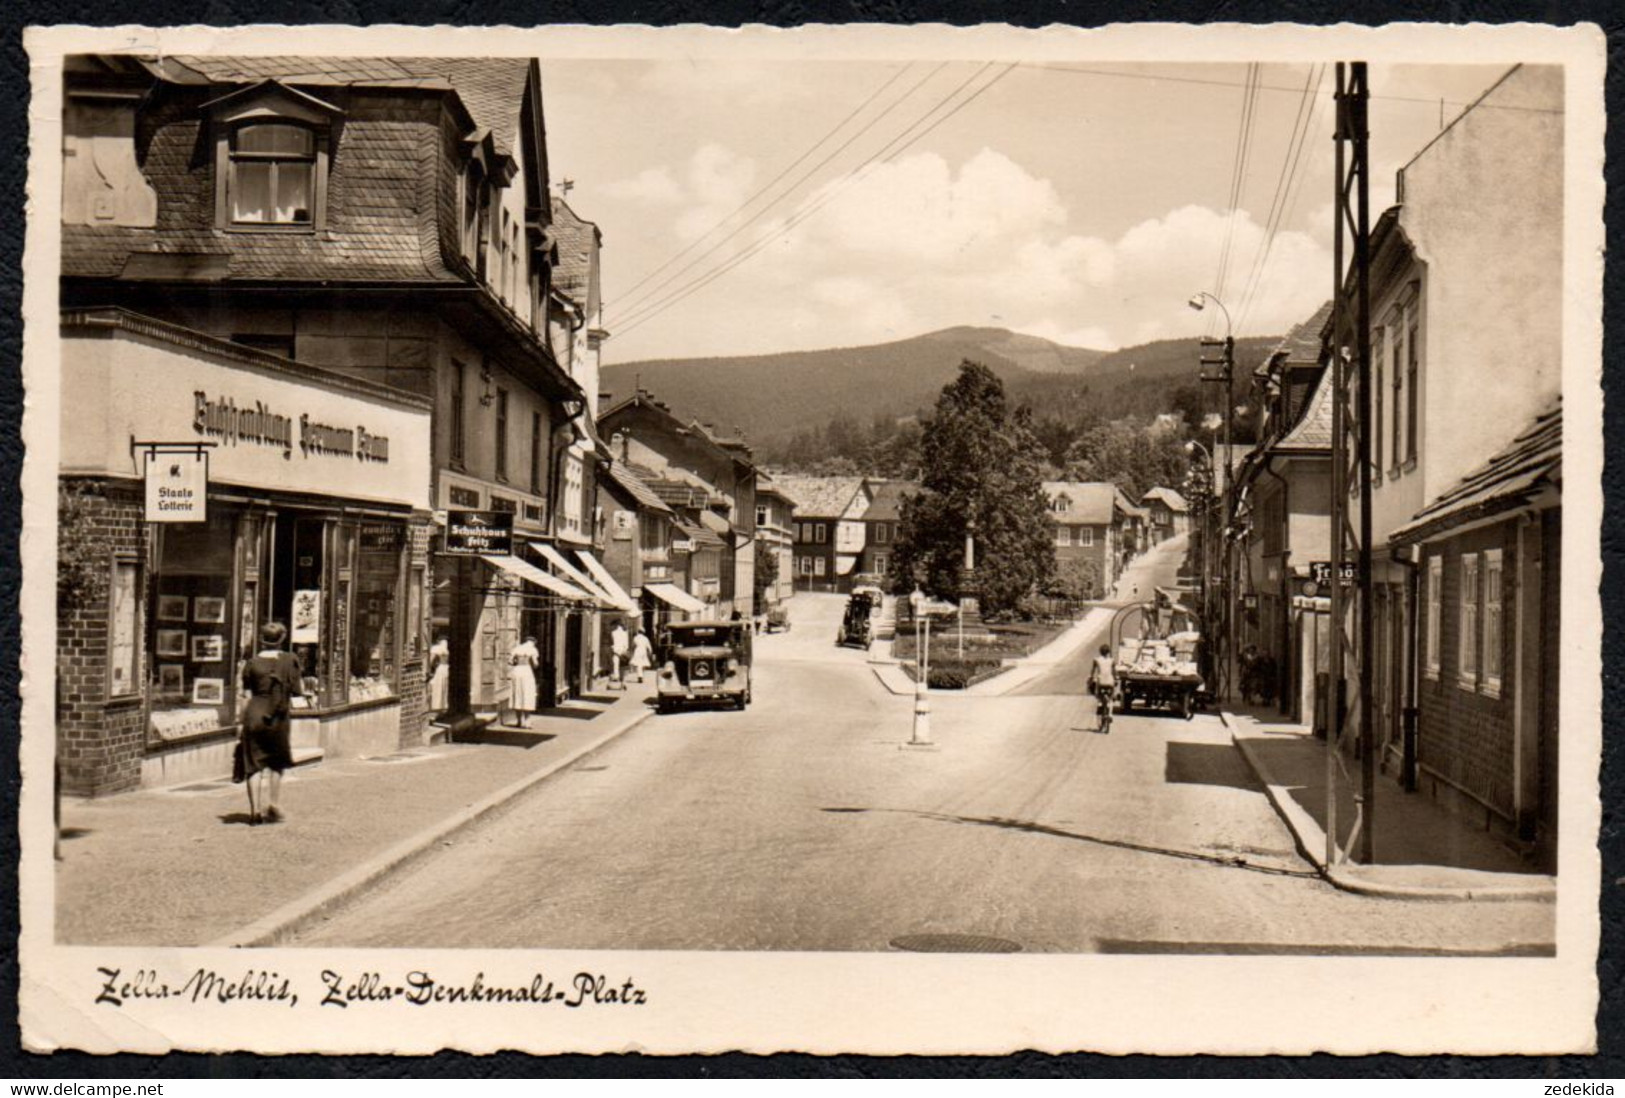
[351,524,403,702]
[147,511,238,743]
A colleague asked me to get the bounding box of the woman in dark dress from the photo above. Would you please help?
[235,621,302,824]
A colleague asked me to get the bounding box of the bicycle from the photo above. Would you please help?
[1092,682,1117,734]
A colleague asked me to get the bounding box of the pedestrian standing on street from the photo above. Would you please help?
[1087,643,1117,734]
[427,633,450,712]
[509,635,540,729]
[610,620,630,690]
[234,621,302,825]
[629,626,655,684]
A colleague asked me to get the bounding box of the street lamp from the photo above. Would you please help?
[1187,291,1237,703]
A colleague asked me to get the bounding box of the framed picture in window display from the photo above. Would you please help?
[351,523,403,701]
[157,664,185,699]
[148,511,237,742]
[290,589,321,643]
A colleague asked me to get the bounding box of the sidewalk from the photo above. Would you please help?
[56,683,657,947]
[1222,704,1555,902]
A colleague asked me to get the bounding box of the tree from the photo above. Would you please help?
[1047,557,1101,601]
[889,361,1055,617]
[1063,416,1192,500]
[752,545,780,607]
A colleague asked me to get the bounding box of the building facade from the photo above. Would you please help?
[752,474,797,608]
[59,54,603,760]
[57,310,434,794]
[777,476,868,593]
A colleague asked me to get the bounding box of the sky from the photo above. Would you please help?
[540,60,1514,363]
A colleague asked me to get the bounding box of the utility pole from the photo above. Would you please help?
[1198,329,1235,700]
[1329,61,1375,864]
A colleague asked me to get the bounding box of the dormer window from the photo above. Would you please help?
[229,123,314,225]
[205,80,340,233]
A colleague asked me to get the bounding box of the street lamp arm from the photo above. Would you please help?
[1187,290,1234,336]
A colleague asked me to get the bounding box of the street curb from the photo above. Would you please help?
[1222,711,1555,904]
[208,704,658,948]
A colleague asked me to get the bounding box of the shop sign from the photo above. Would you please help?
[1308,560,1358,588]
[142,449,207,523]
[360,524,402,552]
[612,510,635,540]
[672,538,694,554]
[444,510,514,557]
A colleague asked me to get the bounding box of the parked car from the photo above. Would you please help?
[656,620,753,713]
[765,605,791,633]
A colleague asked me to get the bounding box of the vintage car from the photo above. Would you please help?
[765,604,791,633]
[656,620,753,713]
[837,589,879,648]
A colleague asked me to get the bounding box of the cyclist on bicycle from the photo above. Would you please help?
[1087,644,1116,733]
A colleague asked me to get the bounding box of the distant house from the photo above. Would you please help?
[1140,486,1190,543]
[1043,481,1134,599]
[597,460,685,638]
[1234,302,1335,723]
[776,476,869,592]
[858,479,917,590]
[600,390,758,619]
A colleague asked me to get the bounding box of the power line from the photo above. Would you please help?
[615,64,1017,340]
[614,63,1002,335]
[1021,62,1560,113]
[1234,63,1326,331]
[615,62,921,303]
[1209,62,1259,336]
[613,62,951,319]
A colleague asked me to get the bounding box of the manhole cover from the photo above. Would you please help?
[890,933,1022,953]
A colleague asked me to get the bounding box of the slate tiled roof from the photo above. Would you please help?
[1275,366,1335,451]
[1275,300,1333,365]
[1141,486,1189,513]
[1043,481,1117,525]
[775,476,866,520]
[755,471,795,502]
[1391,398,1561,545]
[63,58,533,285]
[602,462,672,514]
[673,516,725,549]
[861,479,917,523]
[155,56,530,155]
[550,197,599,306]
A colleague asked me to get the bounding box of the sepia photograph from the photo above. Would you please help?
[19,21,1604,1058]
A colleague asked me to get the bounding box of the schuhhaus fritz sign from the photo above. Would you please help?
[193,391,392,463]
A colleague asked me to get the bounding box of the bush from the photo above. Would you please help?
[908,656,1004,689]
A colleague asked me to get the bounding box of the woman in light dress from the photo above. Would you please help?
[629,626,655,684]
[427,634,450,712]
[509,635,540,729]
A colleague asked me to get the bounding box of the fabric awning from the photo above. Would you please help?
[574,550,637,614]
[836,554,859,575]
[481,555,592,601]
[530,541,628,610]
[643,582,706,614]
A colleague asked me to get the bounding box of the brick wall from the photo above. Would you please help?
[1417,518,1518,820]
[57,478,149,796]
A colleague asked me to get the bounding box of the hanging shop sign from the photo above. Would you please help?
[139,444,209,523]
[443,510,514,557]
[1308,560,1359,588]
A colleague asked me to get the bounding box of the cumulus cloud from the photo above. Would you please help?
[605,166,684,205]
[609,143,1335,359]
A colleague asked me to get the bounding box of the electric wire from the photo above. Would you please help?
[1234,63,1326,332]
[614,64,1014,338]
[615,62,921,303]
[613,62,951,319]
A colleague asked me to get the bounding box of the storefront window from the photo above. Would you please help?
[352,524,403,702]
[109,558,140,698]
[148,511,238,743]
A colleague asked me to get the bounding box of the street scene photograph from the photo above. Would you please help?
[21,22,1603,1056]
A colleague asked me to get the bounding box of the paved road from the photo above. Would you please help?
[1016,535,1191,697]
[292,584,1551,954]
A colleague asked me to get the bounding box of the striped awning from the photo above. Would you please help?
[644,582,706,614]
[481,555,592,601]
[530,541,632,611]
[575,550,637,614]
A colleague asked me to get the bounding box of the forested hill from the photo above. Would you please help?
[601,327,1280,468]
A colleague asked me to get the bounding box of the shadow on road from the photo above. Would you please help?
[1163,741,1264,792]
[818,806,1317,880]
[1093,938,1554,957]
